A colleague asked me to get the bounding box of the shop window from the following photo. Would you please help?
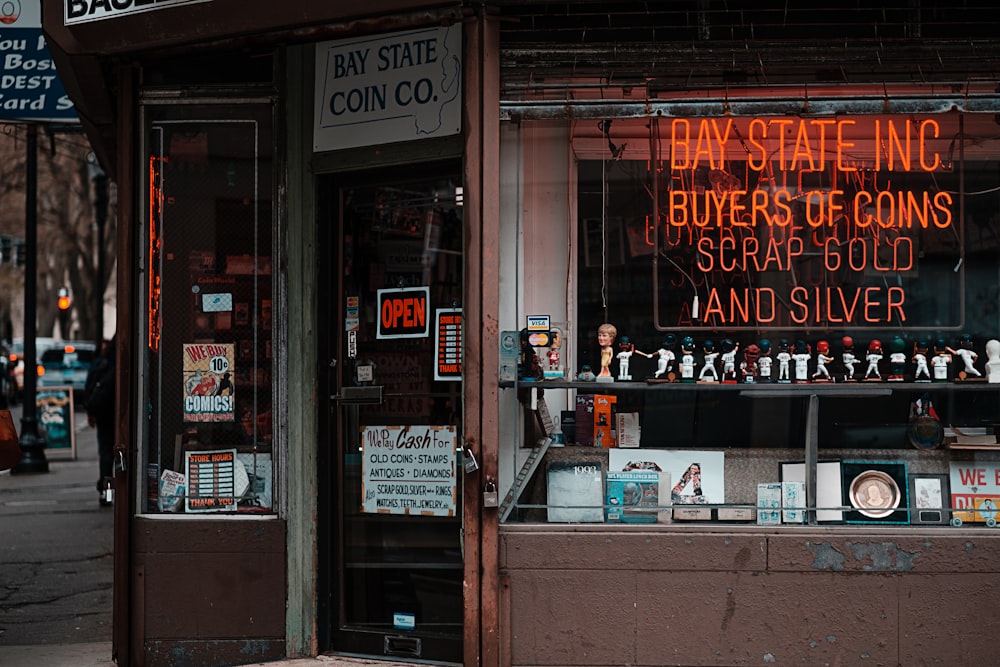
[502,112,1000,528]
[141,105,275,515]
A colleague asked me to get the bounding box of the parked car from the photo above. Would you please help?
[7,338,62,404]
[37,341,98,398]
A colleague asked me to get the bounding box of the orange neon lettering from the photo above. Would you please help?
[789,286,808,324]
[863,287,882,322]
[746,118,768,170]
[756,287,776,323]
[932,191,953,228]
[836,119,856,171]
[790,121,817,171]
[834,287,861,322]
[731,289,750,323]
[823,238,841,271]
[920,119,941,171]
[670,119,692,169]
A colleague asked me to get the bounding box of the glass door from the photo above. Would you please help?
[319,162,464,663]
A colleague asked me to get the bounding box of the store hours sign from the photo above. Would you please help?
[361,425,457,517]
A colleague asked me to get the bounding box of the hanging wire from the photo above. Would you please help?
[601,147,608,318]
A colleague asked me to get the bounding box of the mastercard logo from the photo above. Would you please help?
[0,0,20,25]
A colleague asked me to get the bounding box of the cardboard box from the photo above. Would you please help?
[673,506,712,521]
[757,483,782,525]
[574,395,596,446]
[717,506,755,522]
[593,394,617,448]
[605,470,670,523]
[616,412,641,448]
[782,481,806,523]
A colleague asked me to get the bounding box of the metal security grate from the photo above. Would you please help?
[497,1,1000,91]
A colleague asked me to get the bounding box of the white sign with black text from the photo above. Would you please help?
[314,25,462,151]
[361,425,457,517]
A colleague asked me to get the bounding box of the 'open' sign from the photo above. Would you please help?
[377,287,430,339]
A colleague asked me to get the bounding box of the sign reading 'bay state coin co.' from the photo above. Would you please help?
[377,286,430,339]
[314,25,462,152]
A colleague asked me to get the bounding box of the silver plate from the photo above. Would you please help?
[849,470,901,519]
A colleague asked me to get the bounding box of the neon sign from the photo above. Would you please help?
[655,115,965,331]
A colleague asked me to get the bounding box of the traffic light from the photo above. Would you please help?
[57,287,71,311]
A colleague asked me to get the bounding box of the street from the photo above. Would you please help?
[0,403,113,647]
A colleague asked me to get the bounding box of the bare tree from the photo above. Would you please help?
[0,124,116,343]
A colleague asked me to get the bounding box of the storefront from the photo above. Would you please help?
[43,2,1000,666]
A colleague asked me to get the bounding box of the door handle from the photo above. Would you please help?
[332,385,384,405]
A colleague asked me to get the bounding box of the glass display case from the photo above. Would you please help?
[499,112,1000,528]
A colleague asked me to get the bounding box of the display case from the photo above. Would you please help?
[140,105,276,515]
[497,110,1000,528]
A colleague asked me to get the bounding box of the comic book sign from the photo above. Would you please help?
[182,343,235,422]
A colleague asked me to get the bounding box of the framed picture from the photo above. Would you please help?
[546,459,605,523]
[780,460,844,523]
[909,473,950,525]
[610,449,725,506]
[841,461,909,524]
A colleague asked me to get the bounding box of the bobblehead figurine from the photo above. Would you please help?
[888,336,907,381]
[596,322,617,382]
[757,339,773,383]
[913,339,931,382]
[792,339,811,383]
[930,338,951,382]
[518,328,543,381]
[679,336,697,383]
[616,335,643,381]
[649,334,678,382]
[812,339,834,382]
[948,334,983,380]
[865,339,883,380]
[544,330,564,380]
[720,338,739,383]
[741,343,761,383]
[698,339,719,383]
[986,339,1000,383]
[577,364,596,382]
[841,336,858,382]
[776,339,792,383]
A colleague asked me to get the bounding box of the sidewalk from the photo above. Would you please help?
[0,642,416,667]
[0,404,420,667]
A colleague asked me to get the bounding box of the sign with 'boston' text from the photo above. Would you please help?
[313,25,462,152]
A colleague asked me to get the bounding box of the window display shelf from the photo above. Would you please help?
[500,379,1000,527]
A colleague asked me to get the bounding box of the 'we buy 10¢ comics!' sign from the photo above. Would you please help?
[183,343,235,422]
[656,116,966,331]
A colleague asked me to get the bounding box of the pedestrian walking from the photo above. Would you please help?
[85,335,115,506]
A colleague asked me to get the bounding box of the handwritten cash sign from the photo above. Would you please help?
[950,461,1000,524]
[434,308,462,381]
[182,343,235,422]
[314,25,462,152]
[361,425,457,517]
[65,0,210,25]
[377,286,430,339]
[655,116,964,331]
[185,448,238,513]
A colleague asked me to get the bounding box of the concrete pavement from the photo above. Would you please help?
[0,404,422,667]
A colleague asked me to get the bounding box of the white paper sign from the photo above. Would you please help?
[314,25,462,151]
[361,425,457,516]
